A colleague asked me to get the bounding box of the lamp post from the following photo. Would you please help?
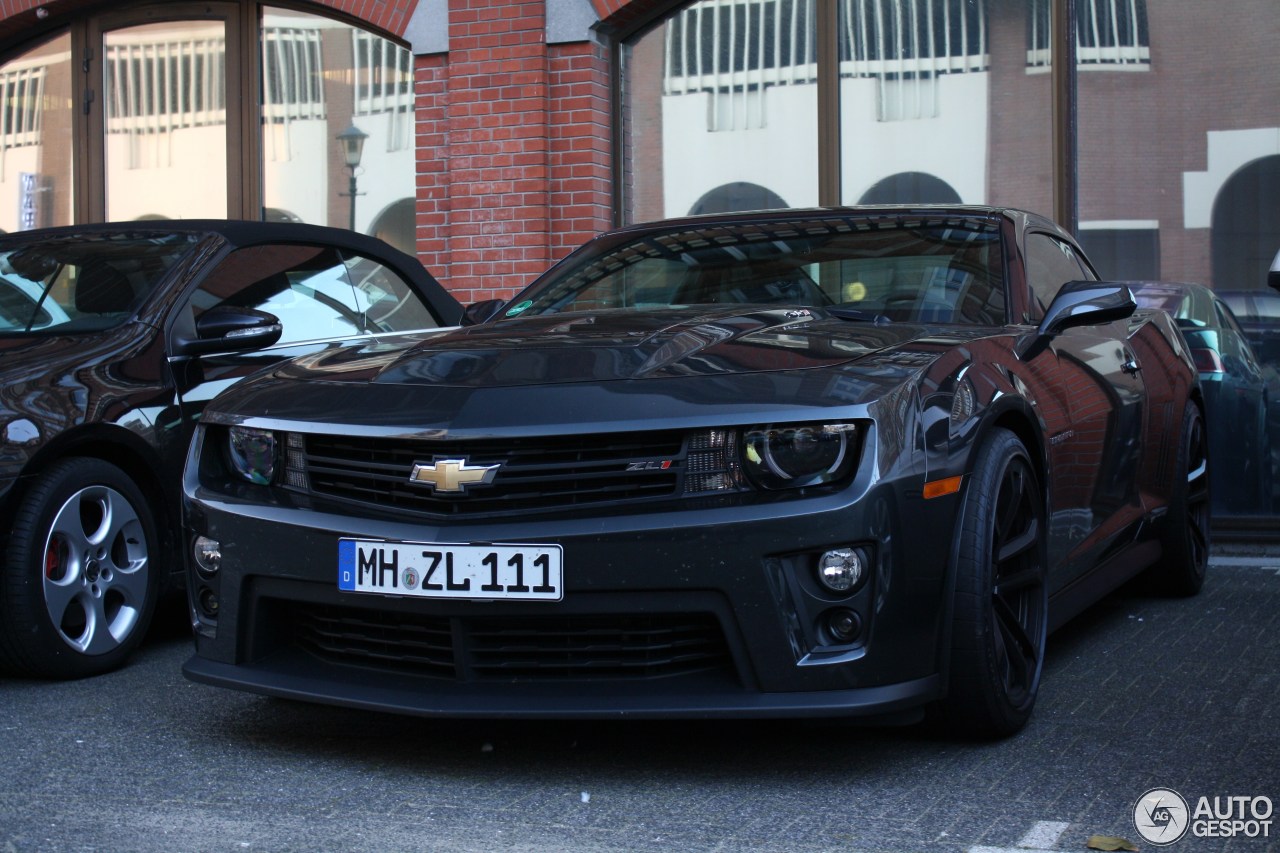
[335,123,368,232]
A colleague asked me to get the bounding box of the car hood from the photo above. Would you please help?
[207,307,999,434]
[271,307,936,388]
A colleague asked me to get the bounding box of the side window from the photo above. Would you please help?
[343,254,440,333]
[1216,300,1247,338]
[1024,234,1093,321]
[188,244,439,346]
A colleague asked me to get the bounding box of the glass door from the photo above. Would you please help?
[87,4,246,221]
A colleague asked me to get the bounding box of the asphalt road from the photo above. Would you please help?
[2,552,1278,853]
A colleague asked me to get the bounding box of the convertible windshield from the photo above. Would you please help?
[0,232,199,334]
[507,215,1007,326]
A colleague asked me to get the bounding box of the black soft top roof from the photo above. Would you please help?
[0,218,462,324]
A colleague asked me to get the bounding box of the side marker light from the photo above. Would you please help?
[923,475,964,500]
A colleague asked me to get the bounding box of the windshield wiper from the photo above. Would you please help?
[828,305,892,325]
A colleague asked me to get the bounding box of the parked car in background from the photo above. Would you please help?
[1217,289,1280,365]
[182,206,1203,738]
[1132,283,1273,515]
[0,221,460,679]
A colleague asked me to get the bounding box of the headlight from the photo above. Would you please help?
[227,426,277,485]
[742,423,858,490]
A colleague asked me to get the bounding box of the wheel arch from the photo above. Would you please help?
[2,424,178,578]
[970,395,1049,502]
[935,394,1048,691]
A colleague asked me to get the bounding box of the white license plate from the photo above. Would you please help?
[338,539,563,601]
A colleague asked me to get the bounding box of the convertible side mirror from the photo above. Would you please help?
[174,306,283,356]
[1037,281,1136,337]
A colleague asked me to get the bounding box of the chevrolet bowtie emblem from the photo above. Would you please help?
[408,459,500,493]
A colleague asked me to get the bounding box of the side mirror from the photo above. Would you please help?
[1269,249,1280,292]
[461,298,506,326]
[1037,281,1136,337]
[174,306,283,356]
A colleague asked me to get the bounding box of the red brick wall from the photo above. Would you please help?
[415,54,453,286]
[320,0,617,304]
[412,0,614,304]
[548,40,613,262]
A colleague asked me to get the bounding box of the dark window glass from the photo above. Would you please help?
[0,233,197,333]
[189,244,438,345]
[1025,233,1092,320]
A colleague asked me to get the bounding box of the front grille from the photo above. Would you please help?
[295,606,455,677]
[295,431,689,516]
[287,602,736,683]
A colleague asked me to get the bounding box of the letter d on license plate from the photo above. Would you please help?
[338,539,563,601]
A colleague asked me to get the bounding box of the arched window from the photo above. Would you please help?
[689,182,788,215]
[857,172,961,205]
[1212,156,1280,296]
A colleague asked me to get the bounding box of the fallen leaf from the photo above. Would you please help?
[1086,835,1139,851]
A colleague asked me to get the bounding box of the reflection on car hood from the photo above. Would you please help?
[272,307,939,388]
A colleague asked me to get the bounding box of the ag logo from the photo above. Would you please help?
[1133,788,1190,845]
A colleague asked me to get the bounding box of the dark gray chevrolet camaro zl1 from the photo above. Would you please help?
[182,206,1207,737]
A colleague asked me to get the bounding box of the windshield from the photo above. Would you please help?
[505,215,1007,326]
[0,232,199,334]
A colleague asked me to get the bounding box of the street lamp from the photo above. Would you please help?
[336,123,368,232]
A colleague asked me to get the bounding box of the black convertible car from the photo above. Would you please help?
[182,207,1206,737]
[0,221,460,678]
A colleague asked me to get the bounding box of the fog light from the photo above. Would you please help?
[818,548,864,593]
[198,587,219,618]
[825,608,861,644]
[193,536,221,577]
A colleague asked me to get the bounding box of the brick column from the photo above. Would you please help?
[548,39,613,262]
[413,3,614,303]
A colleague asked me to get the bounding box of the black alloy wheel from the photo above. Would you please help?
[939,428,1048,738]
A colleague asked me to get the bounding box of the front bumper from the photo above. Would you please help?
[182,434,960,720]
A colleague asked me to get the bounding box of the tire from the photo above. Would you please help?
[0,458,159,679]
[1150,402,1209,596]
[939,429,1048,739]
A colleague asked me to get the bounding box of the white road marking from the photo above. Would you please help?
[1209,556,1280,570]
[967,819,1071,853]
[1017,821,1070,848]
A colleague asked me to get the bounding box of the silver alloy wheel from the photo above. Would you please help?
[41,484,150,655]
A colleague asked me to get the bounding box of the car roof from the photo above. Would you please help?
[0,219,403,255]
[616,204,1047,232]
[565,206,1066,268]
[0,219,463,324]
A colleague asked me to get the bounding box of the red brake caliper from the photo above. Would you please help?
[45,538,63,580]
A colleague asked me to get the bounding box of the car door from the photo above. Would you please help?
[1022,232,1148,592]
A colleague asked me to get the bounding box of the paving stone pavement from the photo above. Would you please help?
[0,544,1276,852]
